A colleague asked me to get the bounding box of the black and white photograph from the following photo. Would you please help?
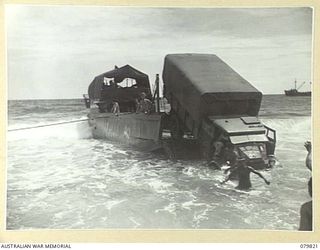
[6,5,313,231]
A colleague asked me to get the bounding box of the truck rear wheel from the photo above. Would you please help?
[170,113,183,140]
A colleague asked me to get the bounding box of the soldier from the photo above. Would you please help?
[111,100,120,116]
[136,92,152,114]
[299,141,312,231]
[221,158,270,190]
[299,178,312,231]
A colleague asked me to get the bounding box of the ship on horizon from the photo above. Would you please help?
[284,79,311,96]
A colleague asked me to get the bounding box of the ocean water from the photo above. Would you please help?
[7,95,312,230]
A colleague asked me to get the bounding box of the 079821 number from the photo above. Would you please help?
[300,244,318,248]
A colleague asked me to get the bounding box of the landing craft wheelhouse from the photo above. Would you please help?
[84,54,276,169]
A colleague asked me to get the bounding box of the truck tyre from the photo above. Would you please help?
[170,113,183,140]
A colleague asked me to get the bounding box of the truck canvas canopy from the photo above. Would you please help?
[163,54,262,122]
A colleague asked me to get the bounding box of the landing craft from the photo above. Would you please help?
[85,64,163,151]
[83,53,276,169]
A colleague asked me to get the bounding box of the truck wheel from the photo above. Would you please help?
[170,113,183,140]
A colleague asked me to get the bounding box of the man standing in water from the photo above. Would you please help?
[299,141,312,231]
[221,158,270,190]
[299,178,312,231]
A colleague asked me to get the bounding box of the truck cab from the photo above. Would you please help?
[203,116,276,169]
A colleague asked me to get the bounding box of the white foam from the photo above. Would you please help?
[148,179,173,194]
[155,203,178,216]
[129,217,141,228]
[105,199,126,210]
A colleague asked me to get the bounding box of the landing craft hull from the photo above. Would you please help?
[88,109,163,151]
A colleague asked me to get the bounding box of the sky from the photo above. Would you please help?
[6,6,313,99]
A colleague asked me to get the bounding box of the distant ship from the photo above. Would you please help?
[284,80,311,96]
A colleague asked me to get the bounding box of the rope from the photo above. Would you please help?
[8,118,89,132]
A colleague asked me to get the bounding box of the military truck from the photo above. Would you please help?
[162,54,276,169]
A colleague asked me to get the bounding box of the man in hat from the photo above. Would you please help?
[136,92,152,114]
[221,158,270,190]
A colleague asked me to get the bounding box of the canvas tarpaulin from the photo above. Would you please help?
[88,64,151,100]
[162,54,262,121]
